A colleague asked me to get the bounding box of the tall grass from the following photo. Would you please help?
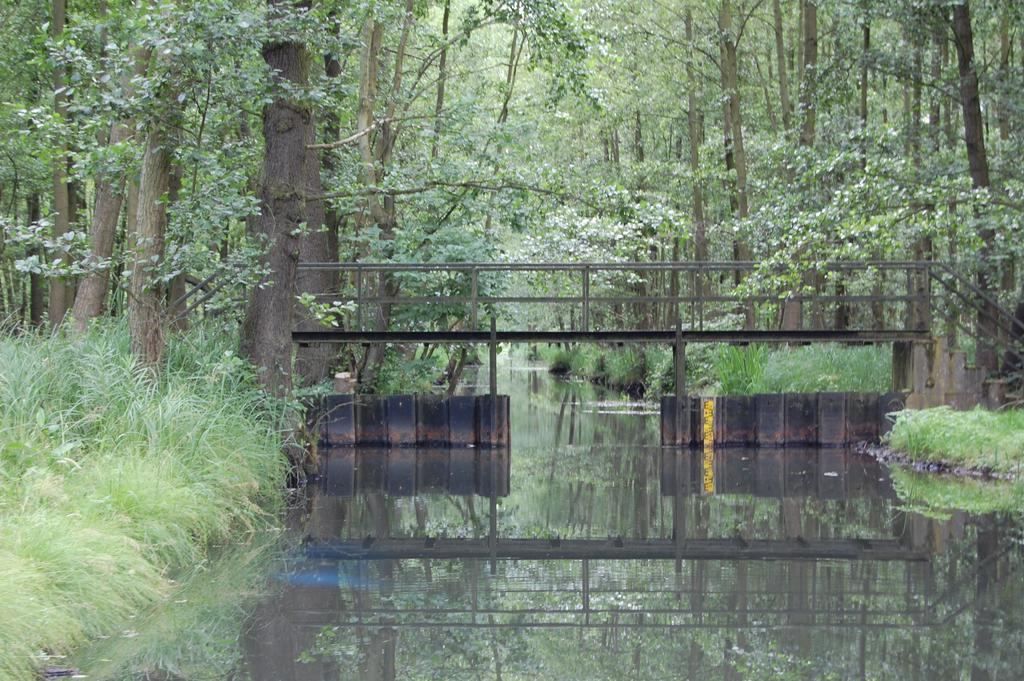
[887,407,1024,474]
[712,344,891,395]
[0,322,287,680]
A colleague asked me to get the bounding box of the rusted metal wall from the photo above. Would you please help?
[661,392,906,447]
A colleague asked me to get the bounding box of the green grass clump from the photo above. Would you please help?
[713,345,769,395]
[0,322,287,680]
[711,343,891,395]
[886,407,1024,474]
[604,347,645,388]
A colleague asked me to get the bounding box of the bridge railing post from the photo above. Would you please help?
[922,262,932,333]
[355,266,364,332]
[471,268,479,331]
[582,265,590,333]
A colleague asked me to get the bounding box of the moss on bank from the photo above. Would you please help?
[886,407,1024,476]
[0,324,287,680]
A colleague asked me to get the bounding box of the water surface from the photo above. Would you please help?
[79,363,1024,680]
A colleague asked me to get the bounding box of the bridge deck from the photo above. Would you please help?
[294,329,931,344]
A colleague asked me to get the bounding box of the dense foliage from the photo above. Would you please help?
[0,0,1019,390]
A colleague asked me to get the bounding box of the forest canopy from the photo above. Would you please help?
[0,0,1020,391]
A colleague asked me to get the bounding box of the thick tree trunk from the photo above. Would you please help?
[49,0,71,327]
[721,0,749,220]
[128,126,176,369]
[241,0,314,396]
[952,1,998,373]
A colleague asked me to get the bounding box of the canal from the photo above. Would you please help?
[75,360,1023,680]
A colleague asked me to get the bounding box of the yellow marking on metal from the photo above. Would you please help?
[702,398,715,493]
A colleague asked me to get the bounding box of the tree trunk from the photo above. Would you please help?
[431,0,450,161]
[128,123,176,370]
[951,1,998,373]
[49,0,71,327]
[930,25,942,150]
[633,110,645,162]
[293,109,335,385]
[240,0,314,396]
[721,0,753,327]
[355,0,415,388]
[685,10,707,280]
[909,36,922,162]
[165,165,188,332]
[860,23,869,169]
[797,0,817,148]
[71,121,130,332]
[72,46,149,332]
[28,194,44,326]
[997,9,1010,143]
[772,0,791,130]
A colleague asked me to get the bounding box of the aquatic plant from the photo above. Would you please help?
[0,322,287,680]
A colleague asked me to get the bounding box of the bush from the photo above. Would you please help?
[0,323,286,680]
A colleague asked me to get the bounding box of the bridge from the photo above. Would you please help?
[292,260,938,345]
[290,259,1021,411]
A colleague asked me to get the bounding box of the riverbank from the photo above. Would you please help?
[885,407,1024,476]
[0,324,287,680]
[861,407,1024,515]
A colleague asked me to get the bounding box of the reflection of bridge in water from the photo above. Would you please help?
[243,438,1019,675]
[245,360,1023,680]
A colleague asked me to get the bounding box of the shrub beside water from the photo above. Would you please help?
[0,323,287,680]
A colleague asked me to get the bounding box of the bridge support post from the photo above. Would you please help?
[489,316,498,575]
[674,326,687,446]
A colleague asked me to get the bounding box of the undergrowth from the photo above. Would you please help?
[0,322,287,680]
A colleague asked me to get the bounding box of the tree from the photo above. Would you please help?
[241,0,317,396]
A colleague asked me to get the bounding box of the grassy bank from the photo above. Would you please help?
[0,323,287,680]
[887,407,1024,475]
[536,343,891,398]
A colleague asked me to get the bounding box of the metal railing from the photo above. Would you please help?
[294,261,936,342]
